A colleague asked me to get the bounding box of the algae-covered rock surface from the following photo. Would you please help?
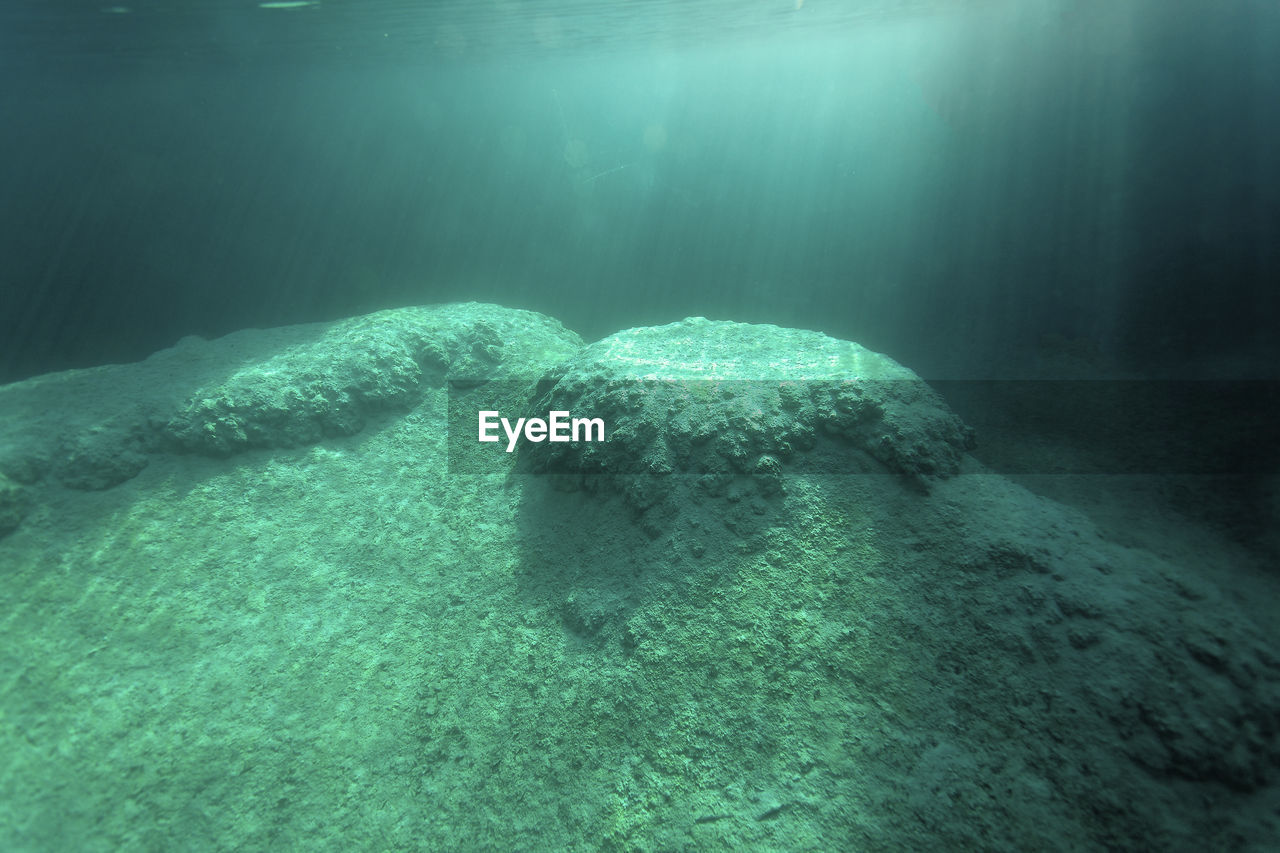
[0,302,580,494]
[1,304,1277,851]
[515,317,974,520]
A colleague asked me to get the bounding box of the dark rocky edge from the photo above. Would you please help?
[518,317,975,513]
[0,472,27,537]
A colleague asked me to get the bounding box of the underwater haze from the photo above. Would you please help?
[2,0,1278,381]
[2,2,1280,851]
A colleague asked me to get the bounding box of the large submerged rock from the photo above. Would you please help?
[0,308,972,544]
[517,317,975,511]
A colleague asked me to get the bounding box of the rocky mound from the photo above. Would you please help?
[161,303,580,456]
[517,317,975,510]
[0,303,582,525]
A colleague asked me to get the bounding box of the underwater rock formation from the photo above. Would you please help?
[161,303,582,456]
[517,316,975,510]
[0,303,582,513]
[1,302,1278,849]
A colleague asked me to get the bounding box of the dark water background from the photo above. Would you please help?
[2,0,1277,382]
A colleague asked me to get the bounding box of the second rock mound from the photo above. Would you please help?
[517,317,975,509]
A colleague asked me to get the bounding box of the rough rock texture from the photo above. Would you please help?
[945,483,1280,798]
[519,317,975,510]
[0,303,582,536]
[161,303,581,456]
